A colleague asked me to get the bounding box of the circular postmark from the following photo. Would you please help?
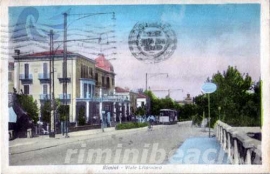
[128,22,177,64]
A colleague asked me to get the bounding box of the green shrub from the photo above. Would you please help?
[116,122,148,130]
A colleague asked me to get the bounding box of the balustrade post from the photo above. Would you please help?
[245,149,252,164]
[223,130,227,151]
[227,134,231,162]
[217,124,220,141]
[234,139,239,164]
[220,126,223,145]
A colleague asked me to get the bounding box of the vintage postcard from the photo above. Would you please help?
[1,0,269,173]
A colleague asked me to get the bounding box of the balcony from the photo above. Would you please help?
[19,74,33,84]
[39,94,51,100]
[58,73,71,83]
[38,73,50,83]
[59,93,71,101]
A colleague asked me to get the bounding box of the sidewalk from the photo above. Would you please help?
[9,124,169,154]
[168,137,228,164]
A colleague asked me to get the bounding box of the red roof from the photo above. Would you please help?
[95,54,114,72]
[25,50,74,57]
[137,93,146,98]
[115,87,129,93]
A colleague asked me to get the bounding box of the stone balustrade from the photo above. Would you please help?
[215,120,261,164]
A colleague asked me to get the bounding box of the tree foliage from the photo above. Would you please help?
[40,100,51,123]
[78,106,86,125]
[144,90,181,117]
[15,92,39,124]
[194,66,261,127]
[57,105,70,121]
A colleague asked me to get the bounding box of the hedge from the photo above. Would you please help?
[116,122,148,130]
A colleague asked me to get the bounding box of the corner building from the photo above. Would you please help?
[13,51,128,125]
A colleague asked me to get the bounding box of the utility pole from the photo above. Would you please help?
[49,30,55,137]
[63,13,69,138]
[208,93,211,138]
[14,50,20,92]
[145,73,148,91]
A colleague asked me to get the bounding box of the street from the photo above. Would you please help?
[9,121,210,165]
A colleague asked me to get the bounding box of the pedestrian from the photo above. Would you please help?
[147,116,153,131]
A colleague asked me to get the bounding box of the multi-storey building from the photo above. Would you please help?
[13,50,128,125]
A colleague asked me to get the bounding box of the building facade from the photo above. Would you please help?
[13,51,129,125]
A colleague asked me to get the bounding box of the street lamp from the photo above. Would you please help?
[145,73,168,91]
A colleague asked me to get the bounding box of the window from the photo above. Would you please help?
[107,77,110,88]
[8,72,12,81]
[24,85,29,94]
[141,102,145,107]
[43,63,48,78]
[95,73,98,82]
[84,83,87,98]
[102,76,105,86]
[81,65,83,78]
[90,68,93,77]
[83,65,86,78]
[43,85,48,94]
[25,63,29,79]
[88,84,92,97]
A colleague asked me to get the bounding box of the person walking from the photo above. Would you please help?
[147,115,153,131]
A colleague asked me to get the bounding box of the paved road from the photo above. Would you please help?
[10,121,211,165]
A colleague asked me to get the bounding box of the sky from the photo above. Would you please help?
[8,4,261,100]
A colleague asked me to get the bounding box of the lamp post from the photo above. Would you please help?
[145,73,168,92]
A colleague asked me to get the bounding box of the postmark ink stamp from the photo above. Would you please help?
[128,22,177,64]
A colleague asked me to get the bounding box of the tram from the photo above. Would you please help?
[158,109,178,124]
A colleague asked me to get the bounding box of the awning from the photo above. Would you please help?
[9,107,17,123]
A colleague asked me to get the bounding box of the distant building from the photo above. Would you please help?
[176,93,194,105]
[136,93,147,108]
[115,87,131,121]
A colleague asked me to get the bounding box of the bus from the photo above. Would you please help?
[158,109,178,124]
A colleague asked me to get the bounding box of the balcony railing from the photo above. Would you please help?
[57,73,71,83]
[39,94,51,100]
[38,73,50,83]
[19,74,33,80]
[19,74,33,84]
[38,73,50,79]
[59,93,71,100]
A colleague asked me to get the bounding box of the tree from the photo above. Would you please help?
[144,90,182,117]
[57,105,70,121]
[40,100,51,123]
[78,106,86,125]
[15,92,39,124]
[194,66,261,127]
[135,106,146,116]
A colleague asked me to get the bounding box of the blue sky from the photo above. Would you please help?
[9,4,260,100]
